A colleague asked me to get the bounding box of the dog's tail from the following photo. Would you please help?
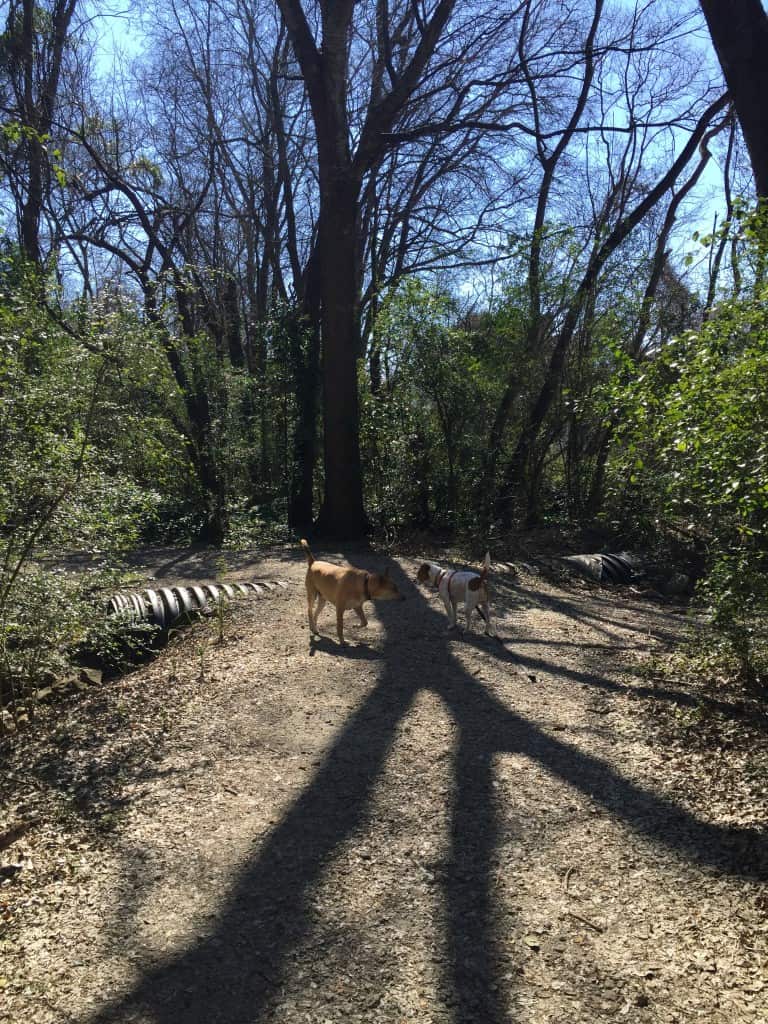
[300,538,314,565]
[469,551,492,593]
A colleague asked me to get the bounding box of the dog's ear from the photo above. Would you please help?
[416,563,429,582]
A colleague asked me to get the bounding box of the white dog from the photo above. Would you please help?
[416,553,496,636]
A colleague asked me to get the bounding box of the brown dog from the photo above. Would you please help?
[301,539,404,643]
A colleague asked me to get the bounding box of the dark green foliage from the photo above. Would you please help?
[605,218,768,683]
[361,280,492,534]
[0,265,183,704]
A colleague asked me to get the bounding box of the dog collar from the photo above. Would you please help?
[364,573,371,602]
[436,569,456,594]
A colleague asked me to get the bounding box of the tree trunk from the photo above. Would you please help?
[195,441,227,546]
[585,426,612,517]
[288,262,322,532]
[314,176,368,537]
[477,372,520,536]
[12,0,77,266]
[19,147,44,266]
[277,0,458,538]
[145,283,228,545]
[288,321,320,531]
[500,92,728,525]
[700,0,768,198]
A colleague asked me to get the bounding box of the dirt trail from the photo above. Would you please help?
[1,547,766,1024]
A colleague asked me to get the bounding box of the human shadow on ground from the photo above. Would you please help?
[86,556,767,1024]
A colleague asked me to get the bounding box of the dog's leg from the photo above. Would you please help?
[312,595,327,633]
[465,599,476,632]
[486,606,497,637]
[306,578,318,633]
[354,606,368,628]
[439,591,455,630]
[336,605,346,644]
[465,589,483,632]
[479,601,496,636]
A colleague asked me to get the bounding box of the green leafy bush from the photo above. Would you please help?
[606,239,768,685]
[0,268,169,706]
[363,279,491,533]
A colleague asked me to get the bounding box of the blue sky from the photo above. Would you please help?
[81,1,745,294]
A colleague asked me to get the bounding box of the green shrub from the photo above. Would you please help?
[606,215,768,686]
[0,269,165,705]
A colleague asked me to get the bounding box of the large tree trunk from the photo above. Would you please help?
[313,176,367,536]
[277,0,457,538]
[700,0,768,198]
[195,438,227,546]
[277,0,368,538]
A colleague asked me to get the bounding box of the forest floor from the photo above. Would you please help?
[1,543,767,1024]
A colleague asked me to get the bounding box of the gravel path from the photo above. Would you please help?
[1,546,766,1024]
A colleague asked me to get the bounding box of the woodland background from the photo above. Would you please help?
[1,0,767,703]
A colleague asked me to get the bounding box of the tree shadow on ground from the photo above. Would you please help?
[459,630,768,731]
[86,556,767,1024]
[492,574,687,648]
[307,634,386,659]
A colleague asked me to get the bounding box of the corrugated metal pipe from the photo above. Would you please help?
[107,580,288,630]
[560,553,640,584]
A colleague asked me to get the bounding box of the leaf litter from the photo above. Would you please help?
[0,546,766,1023]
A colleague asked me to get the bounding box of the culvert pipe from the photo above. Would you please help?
[560,552,640,584]
[107,578,288,630]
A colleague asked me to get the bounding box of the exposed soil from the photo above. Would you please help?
[1,545,766,1024]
